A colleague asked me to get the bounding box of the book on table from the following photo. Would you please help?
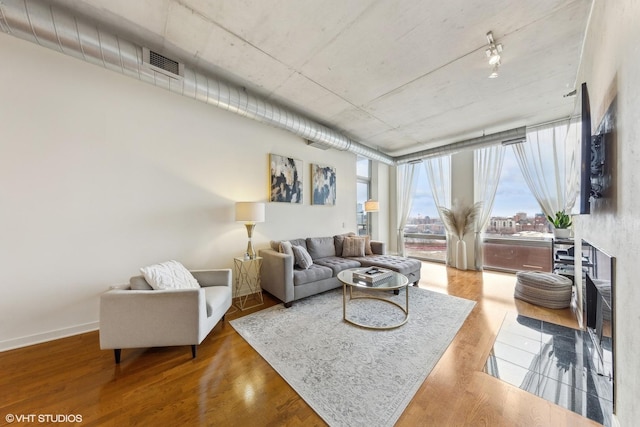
[352,267,393,284]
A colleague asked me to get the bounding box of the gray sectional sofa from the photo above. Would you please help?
[259,233,422,307]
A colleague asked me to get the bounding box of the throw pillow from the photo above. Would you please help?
[140,260,200,290]
[291,245,313,269]
[334,232,356,256]
[279,240,294,257]
[363,235,374,255]
[342,236,366,257]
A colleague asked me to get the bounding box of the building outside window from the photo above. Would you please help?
[484,147,552,238]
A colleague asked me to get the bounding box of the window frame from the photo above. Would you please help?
[356,156,371,236]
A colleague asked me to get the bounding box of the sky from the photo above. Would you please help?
[492,150,543,217]
[409,149,542,219]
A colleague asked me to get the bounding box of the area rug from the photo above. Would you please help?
[230,286,475,427]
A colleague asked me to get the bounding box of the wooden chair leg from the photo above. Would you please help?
[114,349,121,364]
[191,345,197,358]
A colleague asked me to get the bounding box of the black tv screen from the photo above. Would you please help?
[580,82,592,214]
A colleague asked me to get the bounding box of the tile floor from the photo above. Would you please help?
[484,312,613,426]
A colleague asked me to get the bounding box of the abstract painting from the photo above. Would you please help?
[270,154,303,203]
[311,164,336,205]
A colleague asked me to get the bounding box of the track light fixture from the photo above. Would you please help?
[485,31,503,78]
[489,64,499,79]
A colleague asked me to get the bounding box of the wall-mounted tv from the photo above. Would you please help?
[579,82,616,215]
[579,82,592,214]
[591,96,616,213]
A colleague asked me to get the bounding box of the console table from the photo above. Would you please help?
[551,238,595,279]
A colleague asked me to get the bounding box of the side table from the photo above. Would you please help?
[233,256,264,310]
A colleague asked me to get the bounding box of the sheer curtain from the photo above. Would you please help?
[473,145,505,270]
[424,155,452,265]
[396,163,418,256]
[512,120,579,219]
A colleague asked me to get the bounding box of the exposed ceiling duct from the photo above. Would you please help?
[394,126,527,164]
[0,0,530,167]
[0,0,395,165]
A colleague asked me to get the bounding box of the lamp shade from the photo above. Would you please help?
[364,199,379,213]
[235,202,265,223]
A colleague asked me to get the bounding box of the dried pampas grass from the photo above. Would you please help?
[439,201,483,241]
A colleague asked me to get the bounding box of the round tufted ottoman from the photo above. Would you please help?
[514,271,573,309]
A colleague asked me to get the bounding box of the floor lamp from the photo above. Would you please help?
[364,199,379,237]
[235,202,265,259]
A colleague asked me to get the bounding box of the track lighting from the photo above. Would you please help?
[485,31,503,78]
[489,64,499,79]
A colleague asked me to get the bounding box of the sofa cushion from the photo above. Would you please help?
[334,232,356,256]
[203,285,229,317]
[293,264,333,286]
[140,260,199,290]
[370,240,385,255]
[292,245,313,269]
[313,256,361,275]
[306,236,336,259]
[270,238,307,251]
[289,238,307,249]
[354,255,421,276]
[342,236,366,257]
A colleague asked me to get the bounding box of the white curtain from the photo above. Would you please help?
[473,145,505,270]
[424,155,452,265]
[512,120,579,218]
[396,163,418,256]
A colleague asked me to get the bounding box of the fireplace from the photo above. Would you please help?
[582,240,615,409]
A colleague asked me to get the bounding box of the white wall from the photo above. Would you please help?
[575,0,640,424]
[0,34,362,350]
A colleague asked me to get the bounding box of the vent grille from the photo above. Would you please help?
[149,50,180,76]
[142,47,183,78]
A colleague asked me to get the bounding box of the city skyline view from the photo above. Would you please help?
[409,148,543,220]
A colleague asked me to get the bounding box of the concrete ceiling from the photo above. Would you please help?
[49,0,592,157]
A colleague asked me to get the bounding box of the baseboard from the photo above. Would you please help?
[0,321,99,352]
[611,414,620,427]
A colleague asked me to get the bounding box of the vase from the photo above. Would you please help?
[456,239,467,270]
[553,228,571,239]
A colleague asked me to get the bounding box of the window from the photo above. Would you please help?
[485,146,551,238]
[404,165,447,261]
[356,156,371,236]
[482,146,552,272]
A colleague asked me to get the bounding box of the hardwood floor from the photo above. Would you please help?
[0,262,600,426]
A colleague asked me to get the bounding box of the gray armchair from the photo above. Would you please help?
[99,269,232,363]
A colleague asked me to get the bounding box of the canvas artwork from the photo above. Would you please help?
[311,164,336,205]
[270,154,303,203]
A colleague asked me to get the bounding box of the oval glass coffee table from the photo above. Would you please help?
[337,268,410,330]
